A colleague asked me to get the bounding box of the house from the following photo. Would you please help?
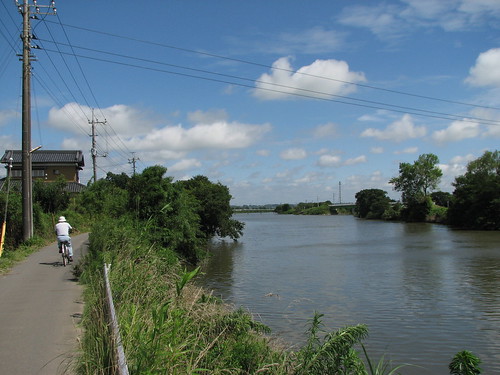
[0,150,86,193]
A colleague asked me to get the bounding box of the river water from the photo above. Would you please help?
[197,213,500,374]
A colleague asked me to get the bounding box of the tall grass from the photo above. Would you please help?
[77,216,291,374]
[79,215,446,374]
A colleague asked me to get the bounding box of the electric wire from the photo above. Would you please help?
[38,39,500,126]
[43,19,500,112]
[40,47,500,127]
[55,13,107,121]
[40,22,92,116]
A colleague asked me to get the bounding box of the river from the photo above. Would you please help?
[197,213,500,374]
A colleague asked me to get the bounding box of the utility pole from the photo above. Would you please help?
[17,0,56,240]
[339,181,342,204]
[128,152,139,176]
[89,109,107,183]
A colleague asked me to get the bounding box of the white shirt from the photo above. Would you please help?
[55,222,72,236]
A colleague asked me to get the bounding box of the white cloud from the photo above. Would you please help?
[394,147,419,154]
[0,109,17,127]
[339,3,403,39]
[344,155,367,166]
[361,114,426,142]
[0,135,15,151]
[187,109,228,124]
[126,121,272,152]
[313,122,339,138]
[48,103,157,136]
[276,27,344,54]
[432,119,481,143]
[280,148,307,160]
[339,1,500,40]
[256,149,271,157]
[371,147,384,154]
[465,48,500,87]
[317,154,342,167]
[253,57,366,100]
[438,153,477,190]
[168,158,202,172]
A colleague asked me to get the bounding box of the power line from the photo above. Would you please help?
[40,46,500,126]
[43,19,500,112]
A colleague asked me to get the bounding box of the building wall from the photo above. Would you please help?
[9,165,80,182]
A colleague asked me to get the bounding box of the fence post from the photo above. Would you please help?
[104,263,129,375]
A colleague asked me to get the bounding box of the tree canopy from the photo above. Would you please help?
[448,150,500,230]
[355,189,391,219]
[389,153,442,221]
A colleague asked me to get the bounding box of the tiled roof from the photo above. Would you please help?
[0,179,86,193]
[1,150,85,167]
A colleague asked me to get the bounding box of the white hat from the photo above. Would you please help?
[58,216,66,222]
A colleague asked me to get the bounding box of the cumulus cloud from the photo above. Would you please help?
[361,114,426,142]
[339,1,500,40]
[48,103,157,136]
[344,155,367,166]
[0,109,17,127]
[394,147,418,154]
[313,122,339,138]
[187,109,228,124]
[317,153,366,168]
[168,158,202,172]
[432,119,480,143]
[275,27,344,54]
[256,149,271,157]
[317,154,342,167]
[280,148,307,160]
[371,147,384,154]
[465,48,500,87]
[126,121,272,152]
[253,57,366,100]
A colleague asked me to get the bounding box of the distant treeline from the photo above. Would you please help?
[273,150,499,230]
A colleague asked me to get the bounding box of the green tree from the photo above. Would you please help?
[431,191,453,207]
[274,203,291,214]
[389,153,442,221]
[0,191,23,249]
[33,177,70,214]
[355,189,391,219]
[127,166,202,261]
[448,150,500,230]
[180,175,244,241]
[77,177,129,219]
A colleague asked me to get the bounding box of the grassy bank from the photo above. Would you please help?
[77,217,293,374]
[77,216,414,374]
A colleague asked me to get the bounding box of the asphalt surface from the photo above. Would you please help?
[0,233,89,374]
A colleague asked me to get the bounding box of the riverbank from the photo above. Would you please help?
[77,216,419,374]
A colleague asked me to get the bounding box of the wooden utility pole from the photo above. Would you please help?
[89,109,107,183]
[20,0,32,240]
[128,153,140,176]
[17,0,56,240]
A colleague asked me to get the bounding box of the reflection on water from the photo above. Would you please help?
[197,214,500,374]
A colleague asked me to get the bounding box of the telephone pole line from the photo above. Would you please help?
[17,0,56,240]
[128,153,140,176]
[89,109,107,183]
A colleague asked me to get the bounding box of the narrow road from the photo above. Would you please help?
[0,233,88,374]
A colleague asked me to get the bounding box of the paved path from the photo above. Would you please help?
[0,233,89,374]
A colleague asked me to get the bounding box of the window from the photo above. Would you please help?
[33,169,45,178]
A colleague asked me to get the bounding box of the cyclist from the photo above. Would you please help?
[55,216,73,262]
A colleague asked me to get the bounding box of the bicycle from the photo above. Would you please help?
[61,240,71,266]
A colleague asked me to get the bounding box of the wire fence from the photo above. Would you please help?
[103,263,129,375]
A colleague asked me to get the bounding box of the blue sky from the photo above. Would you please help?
[1,0,499,205]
